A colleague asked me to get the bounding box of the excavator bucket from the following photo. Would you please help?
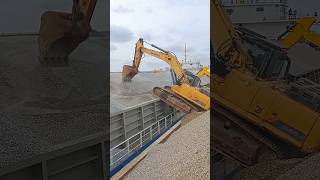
[38,0,96,66]
[38,12,90,66]
[122,65,138,82]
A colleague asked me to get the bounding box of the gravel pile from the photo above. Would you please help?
[0,110,107,169]
[123,111,210,180]
[0,35,107,169]
[233,153,320,180]
[233,158,303,180]
[110,72,172,114]
[277,153,320,179]
[0,36,107,112]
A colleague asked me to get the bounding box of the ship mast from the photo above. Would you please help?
[184,43,189,63]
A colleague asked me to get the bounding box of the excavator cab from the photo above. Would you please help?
[170,69,201,87]
[38,0,97,66]
[237,27,291,80]
[185,70,202,87]
[122,38,210,112]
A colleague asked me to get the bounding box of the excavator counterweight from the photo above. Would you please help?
[278,16,320,50]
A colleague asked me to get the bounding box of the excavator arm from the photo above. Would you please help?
[211,0,286,166]
[122,38,188,84]
[279,17,320,49]
[211,0,252,69]
[38,0,97,66]
[122,38,210,112]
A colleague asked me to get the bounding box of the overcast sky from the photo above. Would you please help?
[0,1,319,72]
[0,0,107,32]
[110,0,210,72]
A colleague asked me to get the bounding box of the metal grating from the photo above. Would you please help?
[110,99,174,148]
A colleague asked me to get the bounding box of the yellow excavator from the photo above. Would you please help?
[38,0,97,66]
[279,16,320,49]
[212,0,320,166]
[197,66,210,78]
[122,38,210,113]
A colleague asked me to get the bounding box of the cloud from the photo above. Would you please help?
[113,5,134,14]
[110,58,127,72]
[110,44,117,51]
[144,8,153,14]
[139,58,169,70]
[110,0,210,71]
[193,53,210,66]
[138,31,152,41]
[110,25,134,43]
[165,43,195,54]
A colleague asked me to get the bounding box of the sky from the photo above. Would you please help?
[0,0,319,72]
[110,0,210,72]
[0,0,107,32]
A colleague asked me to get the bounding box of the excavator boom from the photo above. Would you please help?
[122,38,210,111]
[211,0,252,69]
[197,66,210,78]
[211,0,287,166]
[38,0,97,66]
[122,38,188,84]
[279,17,320,49]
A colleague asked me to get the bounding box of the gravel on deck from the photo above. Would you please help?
[123,111,210,180]
[0,109,106,169]
[0,35,107,170]
[233,153,320,179]
[233,158,303,180]
[110,72,172,114]
[277,153,320,180]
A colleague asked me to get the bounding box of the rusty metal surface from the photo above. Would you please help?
[212,105,282,166]
[212,127,259,166]
[153,87,192,113]
[122,65,138,82]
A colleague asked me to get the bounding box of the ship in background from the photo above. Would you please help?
[180,44,202,70]
[156,44,204,73]
[222,0,320,40]
[222,0,320,75]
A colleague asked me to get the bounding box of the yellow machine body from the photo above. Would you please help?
[38,0,97,66]
[211,0,320,165]
[171,84,210,111]
[280,17,320,49]
[122,38,210,112]
[213,69,320,152]
[197,66,210,78]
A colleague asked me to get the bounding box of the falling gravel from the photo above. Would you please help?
[0,35,107,170]
[110,72,172,114]
[123,111,210,180]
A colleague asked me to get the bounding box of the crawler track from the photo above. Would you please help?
[212,105,283,166]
